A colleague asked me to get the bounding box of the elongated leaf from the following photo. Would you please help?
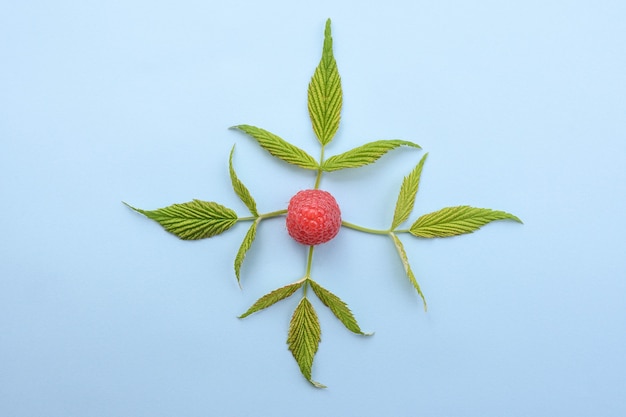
[308,19,342,146]
[238,280,304,318]
[410,206,523,238]
[287,297,325,388]
[309,280,370,335]
[229,145,258,217]
[390,233,427,310]
[124,200,238,240]
[391,153,428,230]
[231,125,319,170]
[234,220,258,287]
[321,140,421,172]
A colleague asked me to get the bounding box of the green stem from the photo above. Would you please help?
[314,146,325,189]
[303,246,315,296]
[261,209,288,219]
[341,220,390,235]
[238,209,287,222]
[305,245,315,277]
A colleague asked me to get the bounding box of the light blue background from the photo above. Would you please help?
[2,1,625,416]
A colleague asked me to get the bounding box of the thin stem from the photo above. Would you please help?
[261,209,288,219]
[303,246,315,296]
[305,246,315,277]
[238,209,287,222]
[341,220,390,235]
[238,216,256,221]
[314,146,325,189]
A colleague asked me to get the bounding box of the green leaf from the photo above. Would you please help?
[238,280,304,318]
[308,18,342,146]
[234,220,258,287]
[309,280,370,335]
[391,153,428,230]
[410,206,523,238]
[124,200,238,240]
[390,233,427,310]
[229,145,258,217]
[321,140,421,172]
[287,297,325,388]
[231,125,319,170]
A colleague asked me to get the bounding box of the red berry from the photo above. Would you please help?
[286,189,342,246]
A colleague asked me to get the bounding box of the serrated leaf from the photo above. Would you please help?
[321,140,421,172]
[308,18,342,146]
[229,145,258,217]
[124,200,238,240]
[287,297,325,388]
[238,280,304,318]
[309,280,370,335]
[390,233,427,310]
[391,153,428,230]
[231,125,319,170]
[234,220,258,287]
[410,206,523,238]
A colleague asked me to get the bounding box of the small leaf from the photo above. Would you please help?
[229,145,258,217]
[309,280,371,335]
[124,200,238,240]
[390,233,427,310]
[287,297,325,388]
[238,280,304,318]
[308,18,342,146]
[234,220,258,287]
[391,153,428,230]
[231,125,319,170]
[410,206,523,238]
[321,140,421,172]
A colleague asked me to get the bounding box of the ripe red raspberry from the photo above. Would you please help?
[286,189,342,246]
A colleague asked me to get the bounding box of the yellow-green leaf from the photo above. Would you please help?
[308,19,342,146]
[309,280,371,335]
[321,140,420,172]
[287,297,325,388]
[410,206,523,238]
[234,220,258,287]
[238,280,304,318]
[124,200,238,240]
[390,233,427,310]
[229,145,258,217]
[231,125,319,170]
[391,153,428,230]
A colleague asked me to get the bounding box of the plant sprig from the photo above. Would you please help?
[124,18,522,388]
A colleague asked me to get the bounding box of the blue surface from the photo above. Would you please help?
[2,1,625,416]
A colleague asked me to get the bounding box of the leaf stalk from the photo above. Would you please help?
[314,146,325,189]
[238,209,287,222]
[341,220,390,235]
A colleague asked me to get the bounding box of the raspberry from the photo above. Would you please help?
[286,189,342,246]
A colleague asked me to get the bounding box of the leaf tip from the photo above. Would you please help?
[310,379,327,389]
[122,201,141,213]
[406,141,422,149]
